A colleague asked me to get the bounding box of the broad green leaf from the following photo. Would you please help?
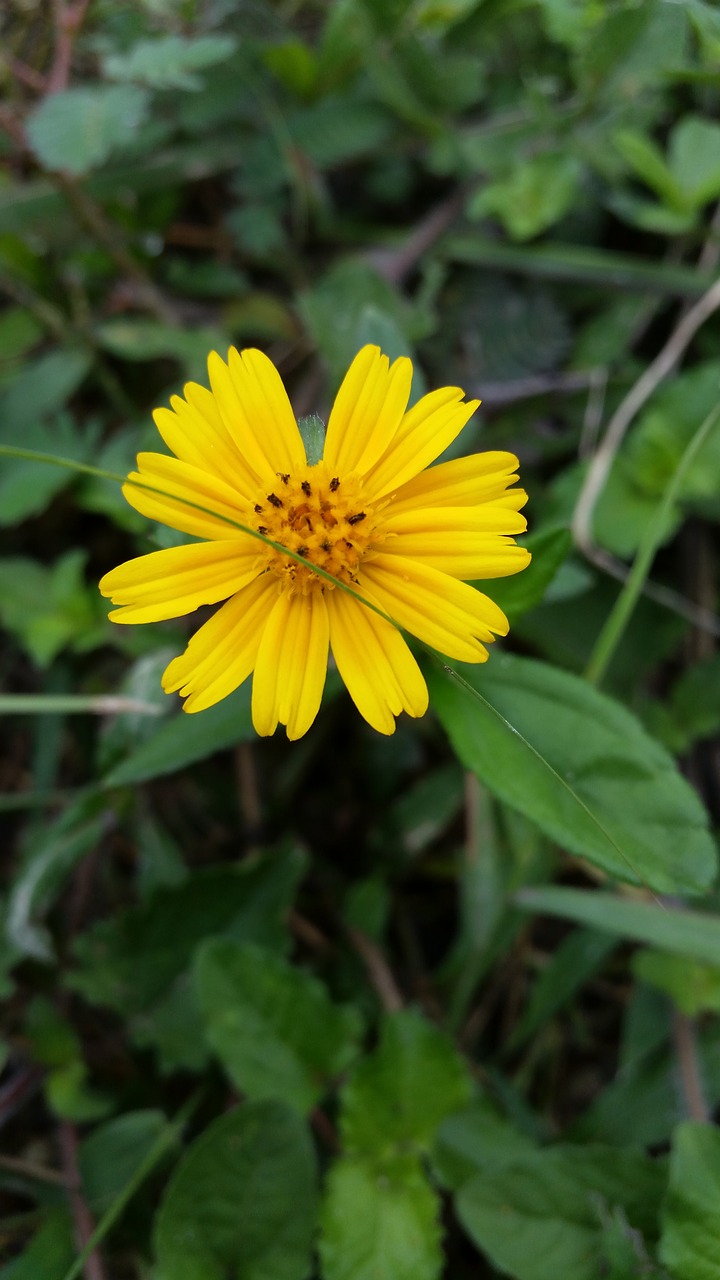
[456,1144,666,1280]
[154,1103,317,1280]
[319,1155,442,1280]
[195,939,363,1113]
[79,1110,170,1215]
[428,653,716,892]
[340,1010,472,1159]
[102,684,254,786]
[104,34,237,90]
[432,1100,537,1191]
[516,888,720,966]
[660,1122,720,1279]
[27,85,149,175]
[69,850,304,1015]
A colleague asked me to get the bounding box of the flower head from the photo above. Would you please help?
[100,345,530,739]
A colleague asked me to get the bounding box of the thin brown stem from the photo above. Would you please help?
[346,925,404,1013]
[47,0,93,95]
[58,1121,107,1280]
[672,1009,709,1123]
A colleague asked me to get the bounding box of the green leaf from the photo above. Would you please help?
[79,1110,170,1215]
[340,1010,472,1160]
[104,34,237,91]
[669,116,720,209]
[102,684,255,786]
[516,887,720,967]
[319,1155,442,1280]
[660,1122,720,1279]
[299,260,419,387]
[479,527,572,624]
[154,1103,317,1280]
[27,85,149,175]
[0,551,106,667]
[614,130,682,208]
[456,1144,666,1280]
[432,1100,538,1192]
[632,949,720,1018]
[69,850,304,1015]
[195,939,363,1113]
[0,1210,74,1280]
[96,320,229,383]
[8,805,106,962]
[469,153,582,240]
[428,653,716,893]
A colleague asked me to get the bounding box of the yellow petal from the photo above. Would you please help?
[153,383,258,494]
[383,504,527,537]
[163,574,276,712]
[327,587,428,734]
[207,347,304,485]
[323,345,413,476]
[361,553,508,663]
[123,453,252,541]
[363,387,480,499]
[380,504,530,580]
[100,540,261,623]
[251,590,329,739]
[388,452,525,513]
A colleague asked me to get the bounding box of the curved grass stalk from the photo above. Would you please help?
[585,398,720,686]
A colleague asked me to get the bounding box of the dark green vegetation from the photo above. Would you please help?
[2,1,720,1277]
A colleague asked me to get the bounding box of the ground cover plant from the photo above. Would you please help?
[1,0,720,1277]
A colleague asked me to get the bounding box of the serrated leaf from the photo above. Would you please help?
[27,85,149,175]
[154,1103,317,1280]
[196,939,363,1113]
[340,1010,472,1159]
[660,1122,720,1279]
[319,1155,442,1280]
[457,1144,666,1280]
[104,34,237,90]
[428,653,716,893]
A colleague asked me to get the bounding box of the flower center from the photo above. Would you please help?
[251,462,381,594]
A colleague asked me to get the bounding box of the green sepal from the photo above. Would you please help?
[298,414,325,465]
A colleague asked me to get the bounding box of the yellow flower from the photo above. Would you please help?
[100,345,530,739]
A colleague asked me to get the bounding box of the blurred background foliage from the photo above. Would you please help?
[2,0,720,1277]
